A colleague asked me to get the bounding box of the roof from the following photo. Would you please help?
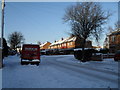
[50,37,77,46]
[109,30,120,36]
[66,37,76,42]
[40,42,50,47]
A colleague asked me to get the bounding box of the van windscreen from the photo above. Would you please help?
[24,48,38,51]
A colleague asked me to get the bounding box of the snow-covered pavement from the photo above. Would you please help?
[2,55,119,88]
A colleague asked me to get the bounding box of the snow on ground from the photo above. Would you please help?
[46,55,118,73]
[2,55,119,88]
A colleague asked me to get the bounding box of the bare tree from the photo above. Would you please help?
[108,26,114,34]
[114,21,120,31]
[63,2,111,61]
[37,41,41,45]
[8,31,25,50]
[107,21,120,35]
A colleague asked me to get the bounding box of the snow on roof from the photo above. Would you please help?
[50,37,76,46]
[40,42,49,47]
[66,37,76,42]
[109,30,120,36]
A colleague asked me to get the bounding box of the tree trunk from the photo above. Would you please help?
[82,39,86,62]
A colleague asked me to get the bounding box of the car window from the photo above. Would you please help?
[116,51,120,54]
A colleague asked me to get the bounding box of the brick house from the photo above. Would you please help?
[49,36,92,50]
[109,30,120,53]
[40,42,51,50]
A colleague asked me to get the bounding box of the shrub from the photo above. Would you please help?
[74,49,97,61]
[99,48,109,54]
[74,50,82,60]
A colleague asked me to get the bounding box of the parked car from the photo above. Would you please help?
[114,50,120,61]
[8,50,17,55]
[21,44,40,65]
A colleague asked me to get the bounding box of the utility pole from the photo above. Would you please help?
[0,0,5,68]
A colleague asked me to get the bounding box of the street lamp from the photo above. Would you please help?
[0,0,5,68]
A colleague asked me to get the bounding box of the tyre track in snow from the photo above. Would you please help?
[56,59,118,76]
[45,57,118,84]
[45,56,118,76]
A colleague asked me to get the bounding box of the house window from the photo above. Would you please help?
[58,45,60,48]
[111,36,115,42]
[68,43,70,46]
[64,43,66,46]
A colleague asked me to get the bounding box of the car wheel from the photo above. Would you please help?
[36,63,39,66]
[21,62,24,65]
[114,59,118,61]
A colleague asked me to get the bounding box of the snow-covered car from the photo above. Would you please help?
[114,50,120,61]
[8,50,17,55]
[21,44,40,65]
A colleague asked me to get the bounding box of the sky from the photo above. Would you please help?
[0,2,118,47]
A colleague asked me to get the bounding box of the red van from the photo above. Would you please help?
[21,44,40,65]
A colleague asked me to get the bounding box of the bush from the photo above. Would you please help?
[99,48,109,54]
[64,49,74,55]
[53,49,60,55]
[45,49,61,55]
[46,50,53,55]
[74,50,82,60]
[84,49,93,61]
[74,49,97,61]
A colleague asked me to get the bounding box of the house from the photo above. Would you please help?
[48,36,92,50]
[40,42,51,50]
[108,30,120,53]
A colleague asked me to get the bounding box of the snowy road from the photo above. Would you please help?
[2,55,119,88]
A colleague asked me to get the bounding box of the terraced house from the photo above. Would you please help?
[40,42,51,50]
[48,36,92,50]
[109,30,120,53]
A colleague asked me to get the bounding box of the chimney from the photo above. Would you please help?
[61,38,64,40]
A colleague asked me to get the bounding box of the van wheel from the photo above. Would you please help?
[25,63,29,65]
[36,63,39,66]
[114,59,118,61]
[21,62,24,65]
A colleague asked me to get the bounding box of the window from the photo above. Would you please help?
[111,36,115,42]
[58,45,60,48]
[25,48,37,51]
[64,43,66,46]
[68,43,70,46]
